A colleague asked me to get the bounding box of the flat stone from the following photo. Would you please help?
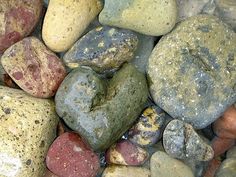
[163,119,214,161]
[147,15,236,129]
[99,0,177,36]
[150,151,194,177]
[0,86,58,177]
[55,64,148,151]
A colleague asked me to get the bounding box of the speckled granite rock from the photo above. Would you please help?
[63,26,138,73]
[163,120,214,161]
[99,0,177,36]
[55,64,148,151]
[0,86,58,177]
[147,15,236,129]
[150,151,194,177]
[215,158,236,177]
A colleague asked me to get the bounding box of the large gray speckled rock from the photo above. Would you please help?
[147,15,236,129]
[55,64,148,151]
[0,86,58,177]
[163,120,214,161]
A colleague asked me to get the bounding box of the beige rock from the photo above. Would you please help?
[42,0,102,52]
[0,86,58,177]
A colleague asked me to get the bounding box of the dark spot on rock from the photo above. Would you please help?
[35,120,40,124]
[39,140,45,148]
[26,159,32,165]
[12,71,23,80]
[3,107,11,114]
[197,25,212,33]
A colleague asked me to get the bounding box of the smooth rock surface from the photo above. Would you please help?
[227,146,236,159]
[163,119,214,161]
[0,86,58,177]
[1,37,66,98]
[99,0,177,36]
[215,158,236,177]
[55,64,148,151]
[147,15,236,129]
[63,26,138,73]
[150,151,194,177]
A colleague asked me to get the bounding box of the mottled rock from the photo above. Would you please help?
[150,151,194,177]
[46,132,100,177]
[163,120,214,161]
[99,0,177,36]
[55,64,148,151]
[106,140,148,166]
[128,106,165,147]
[1,37,67,98]
[42,0,102,52]
[63,26,138,73]
[0,86,58,177]
[0,0,43,53]
[147,15,236,129]
[216,158,236,177]
[102,165,151,177]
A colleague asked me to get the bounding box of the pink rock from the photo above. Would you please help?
[106,140,148,166]
[46,132,100,177]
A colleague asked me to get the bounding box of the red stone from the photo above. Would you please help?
[211,136,235,157]
[203,158,221,177]
[46,132,100,177]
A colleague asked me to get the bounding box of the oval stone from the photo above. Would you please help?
[0,86,58,177]
[55,63,148,151]
[1,37,67,98]
[63,26,138,73]
[0,0,42,53]
[46,132,100,177]
[147,15,236,129]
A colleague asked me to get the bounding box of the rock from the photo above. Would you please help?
[182,158,207,177]
[213,106,236,139]
[211,136,235,157]
[150,151,194,177]
[0,86,58,177]
[215,158,236,177]
[1,37,67,98]
[63,26,138,73]
[163,119,214,161]
[46,132,100,177]
[0,0,43,53]
[99,0,177,36]
[42,0,102,52]
[227,146,236,159]
[203,158,221,177]
[214,0,236,32]
[102,165,151,177]
[44,169,59,177]
[55,63,148,151]
[147,15,236,129]
[105,140,148,166]
[0,62,17,88]
[131,33,155,74]
[128,106,165,147]
[44,0,49,7]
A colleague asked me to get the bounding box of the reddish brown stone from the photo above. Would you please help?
[213,106,236,139]
[0,0,42,53]
[1,37,66,98]
[211,136,235,157]
[203,158,221,177]
[106,140,148,166]
[46,132,100,177]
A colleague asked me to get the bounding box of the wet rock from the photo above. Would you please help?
[42,0,102,52]
[46,132,100,177]
[102,165,151,177]
[163,119,214,161]
[99,0,177,36]
[63,26,138,73]
[1,37,67,98]
[0,86,58,177]
[0,0,43,53]
[55,63,148,151]
[150,151,194,177]
[105,140,148,166]
[128,106,165,147]
[147,15,236,129]
[215,158,236,177]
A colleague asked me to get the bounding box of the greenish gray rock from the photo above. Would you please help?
[55,64,148,151]
[63,26,138,73]
[147,15,236,129]
[99,0,177,36]
[150,151,194,177]
[163,119,214,161]
[0,86,58,177]
[216,158,236,177]
[227,146,236,159]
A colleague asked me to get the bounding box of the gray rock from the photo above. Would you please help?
[147,15,236,129]
[163,119,214,161]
